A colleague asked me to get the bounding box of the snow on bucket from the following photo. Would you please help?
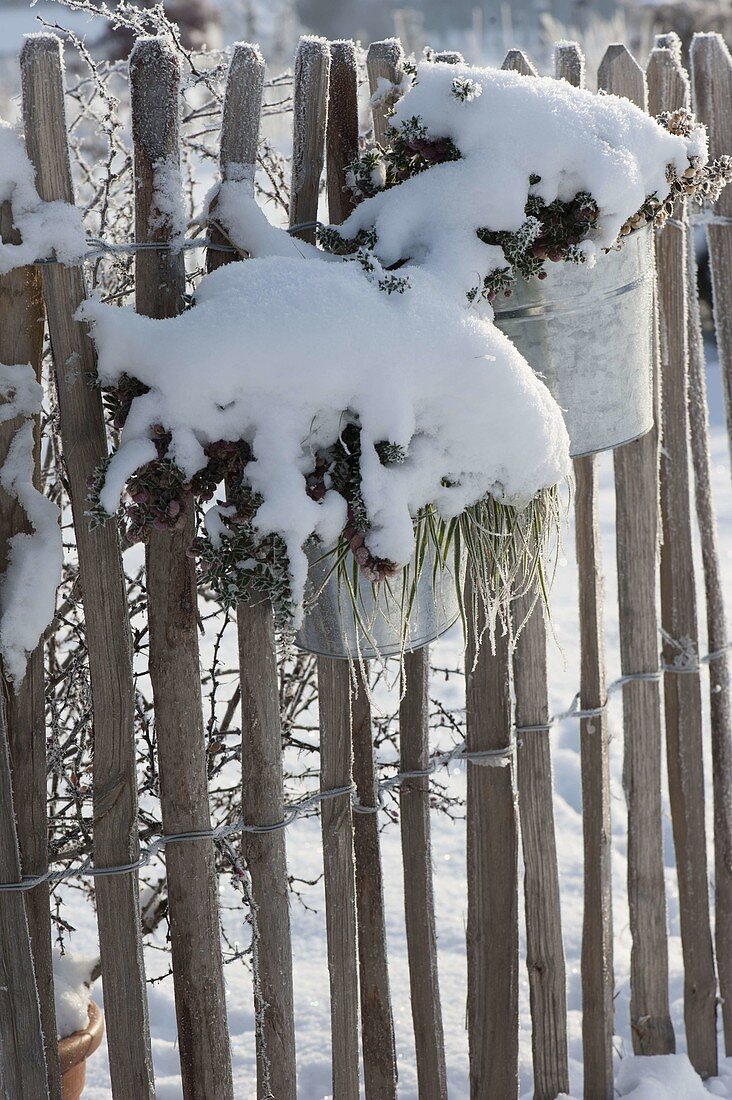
[295,542,461,660]
[493,224,654,457]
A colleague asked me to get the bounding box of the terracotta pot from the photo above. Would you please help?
[58,1000,104,1100]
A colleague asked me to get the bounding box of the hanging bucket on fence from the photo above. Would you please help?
[493,225,654,457]
[295,542,461,660]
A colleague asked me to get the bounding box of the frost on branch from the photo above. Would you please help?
[0,120,85,275]
[79,256,570,627]
[0,364,63,686]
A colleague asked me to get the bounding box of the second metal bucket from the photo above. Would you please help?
[295,542,461,660]
[493,224,654,457]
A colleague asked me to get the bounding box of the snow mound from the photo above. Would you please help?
[616,1053,713,1099]
[53,949,94,1039]
[79,256,570,621]
[0,120,85,275]
[336,61,706,304]
[0,363,62,685]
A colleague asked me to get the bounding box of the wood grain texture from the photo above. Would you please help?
[690,36,732,1051]
[327,41,359,224]
[317,656,360,1100]
[501,48,538,76]
[648,40,718,1080]
[555,42,614,1099]
[207,42,265,268]
[690,33,732,474]
[238,600,296,1099]
[289,36,330,242]
[598,43,674,1058]
[465,607,518,1100]
[130,37,233,1100]
[398,648,448,1100]
[352,672,397,1099]
[501,45,569,1100]
[512,593,570,1100]
[687,231,732,1054]
[0,199,61,1098]
[20,35,155,1100]
[0,690,49,1099]
[291,41,360,1095]
[206,44,298,1099]
[366,40,405,147]
[325,41,397,1097]
[574,455,614,1100]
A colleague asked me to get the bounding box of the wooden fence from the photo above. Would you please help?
[0,23,730,1100]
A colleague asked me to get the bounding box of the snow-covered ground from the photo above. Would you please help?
[66,342,731,1098]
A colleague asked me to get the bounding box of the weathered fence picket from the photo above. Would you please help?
[326,39,359,224]
[686,215,732,1056]
[207,42,298,1100]
[0,694,49,1099]
[598,42,674,1058]
[367,39,405,147]
[364,37,450,1099]
[555,41,615,1100]
[465,606,519,1100]
[690,34,732,474]
[20,34,156,1099]
[130,36,233,1099]
[351,671,398,1098]
[290,35,330,243]
[0,200,61,1096]
[317,655,360,1100]
[648,38,718,1079]
[399,649,448,1100]
[686,32,730,1056]
[288,34,360,1099]
[511,593,570,1100]
[502,45,570,1100]
[690,33,732,1056]
[325,40,399,1096]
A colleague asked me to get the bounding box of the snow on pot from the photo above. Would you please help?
[54,950,103,1100]
[320,62,731,456]
[492,223,654,456]
[80,254,570,654]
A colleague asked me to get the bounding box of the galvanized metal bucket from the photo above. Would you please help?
[493,225,654,457]
[295,542,461,660]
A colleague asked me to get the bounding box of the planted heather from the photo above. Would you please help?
[81,254,569,653]
[79,57,732,652]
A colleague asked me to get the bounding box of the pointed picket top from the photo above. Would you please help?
[501,48,538,77]
[220,42,265,180]
[597,43,646,109]
[690,33,732,217]
[647,38,689,118]
[554,41,585,88]
[327,40,359,224]
[290,35,331,241]
[366,39,406,146]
